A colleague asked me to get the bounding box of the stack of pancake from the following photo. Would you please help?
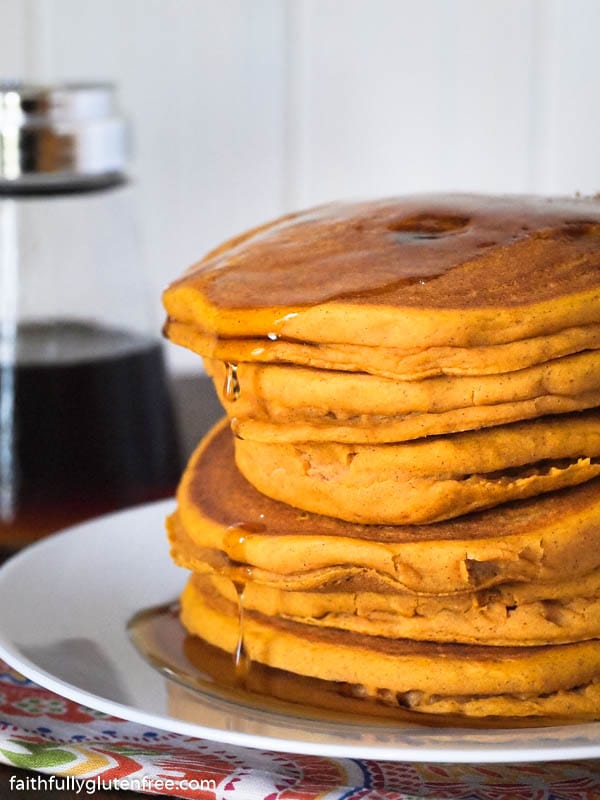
[163,195,600,723]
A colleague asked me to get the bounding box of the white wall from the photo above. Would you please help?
[2,0,600,372]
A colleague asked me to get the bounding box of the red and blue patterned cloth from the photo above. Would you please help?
[0,659,599,799]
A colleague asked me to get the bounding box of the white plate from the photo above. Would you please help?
[0,500,599,764]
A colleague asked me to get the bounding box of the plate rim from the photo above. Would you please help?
[0,501,599,764]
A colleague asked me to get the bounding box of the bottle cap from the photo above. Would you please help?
[0,82,128,189]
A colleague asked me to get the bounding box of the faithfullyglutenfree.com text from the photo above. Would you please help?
[9,773,217,795]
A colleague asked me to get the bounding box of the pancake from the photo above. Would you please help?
[178,570,600,647]
[174,420,600,594]
[163,195,600,353]
[174,635,600,727]
[180,574,600,720]
[234,410,600,524]
[168,519,600,605]
[206,352,600,443]
[167,320,600,381]
[230,392,600,445]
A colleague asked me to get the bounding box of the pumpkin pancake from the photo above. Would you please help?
[233,410,600,524]
[206,352,600,443]
[214,572,600,647]
[168,564,600,646]
[168,319,600,381]
[174,420,600,594]
[168,516,600,605]
[163,195,600,353]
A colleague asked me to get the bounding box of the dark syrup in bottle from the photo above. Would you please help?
[0,319,182,550]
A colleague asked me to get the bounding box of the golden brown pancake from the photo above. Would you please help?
[206,352,600,443]
[180,574,600,720]
[174,420,600,594]
[173,633,600,727]
[168,320,600,381]
[233,410,600,524]
[183,571,600,647]
[163,195,600,351]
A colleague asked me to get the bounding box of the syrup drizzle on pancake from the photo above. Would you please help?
[233,581,250,685]
[225,526,260,685]
[170,196,600,311]
[224,362,240,401]
[127,601,428,724]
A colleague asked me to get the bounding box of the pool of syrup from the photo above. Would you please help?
[127,601,408,728]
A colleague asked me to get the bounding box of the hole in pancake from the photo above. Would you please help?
[388,214,470,241]
[505,604,517,618]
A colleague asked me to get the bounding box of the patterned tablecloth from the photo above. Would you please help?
[0,659,599,799]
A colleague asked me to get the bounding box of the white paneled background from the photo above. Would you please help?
[1,0,600,373]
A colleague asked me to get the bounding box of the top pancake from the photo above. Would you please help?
[163,194,600,349]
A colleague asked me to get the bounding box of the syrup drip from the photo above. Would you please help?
[222,530,256,683]
[227,521,267,535]
[224,362,240,402]
[127,601,405,725]
[224,522,266,564]
[233,580,250,685]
